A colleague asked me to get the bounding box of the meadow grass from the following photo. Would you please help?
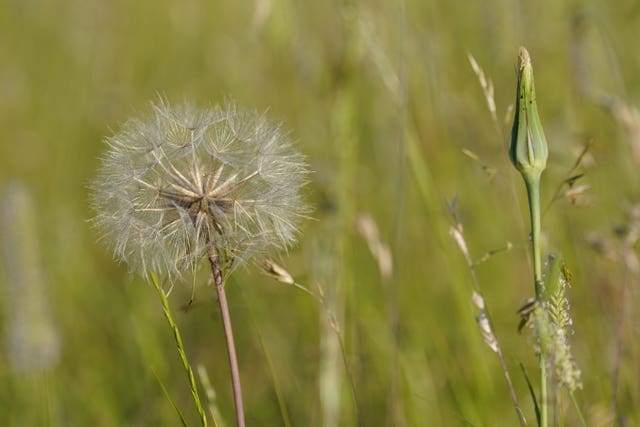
[1,1,639,426]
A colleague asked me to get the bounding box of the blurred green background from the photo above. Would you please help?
[1,0,639,425]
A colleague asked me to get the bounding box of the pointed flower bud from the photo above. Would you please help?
[509,47,548,183]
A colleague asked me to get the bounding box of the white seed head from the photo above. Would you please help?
[91,100,309,282]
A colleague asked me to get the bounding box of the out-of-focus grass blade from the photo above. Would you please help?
[152,368,189,427]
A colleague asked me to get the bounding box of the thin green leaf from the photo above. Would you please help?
[520,363,541,427]
[151,368,189,427]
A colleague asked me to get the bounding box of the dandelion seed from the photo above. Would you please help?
[91,99,310,283]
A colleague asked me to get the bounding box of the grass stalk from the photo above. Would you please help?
[207,246,245,427]
[569,391,587,427]
[611,266,631,421]
[449,218,526,426]
[150,273,209,427]
[262,260,360,425]
[315,283,361,426]
[152,368,189,427]
[255,325,292,427]
[196,365,224,427]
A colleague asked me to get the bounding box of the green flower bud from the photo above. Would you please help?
[509,47,548,183]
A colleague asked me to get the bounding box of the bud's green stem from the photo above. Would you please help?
[524,179,544,296]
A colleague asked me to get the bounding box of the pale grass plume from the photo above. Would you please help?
[587,203,640,419]
[471,292,499,353]
[467,52,498,127]
[597,95,640,169]
[1,183,60,373]
[262,258,295,286]
[544,141,594,213]
[460,148,498,180]
[587,203,640,274]
[356,213,393,282]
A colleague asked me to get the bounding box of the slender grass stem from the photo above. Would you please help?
[150,273,209,427]
[315,284,361,426]
[449,216,526,426]
[611,267,630,420]
[334,325,361,426]
[195,365,223,427]
[207,246,245,427]
[255,325,292,427]
[569,391,587,427]
[524,176,548,427]
[493,323,528,426]
[264,262,361,426]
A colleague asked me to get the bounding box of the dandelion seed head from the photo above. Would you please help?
[91,100,309,282]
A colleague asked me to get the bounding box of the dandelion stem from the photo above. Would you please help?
[524,175,548,427]
[207,245,245,427]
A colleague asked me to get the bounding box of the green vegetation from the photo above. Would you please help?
[1,1,639,426]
